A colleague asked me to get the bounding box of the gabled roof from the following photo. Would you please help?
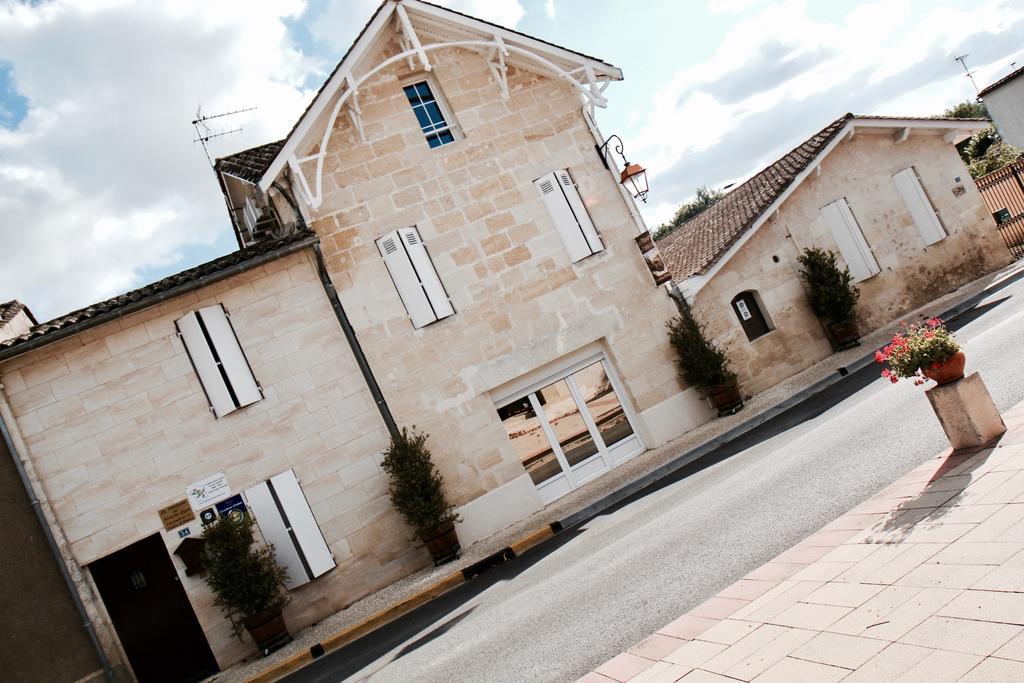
[245,0,622,193]
[656,114,988,285]
[0,300,35,327]
[0,230,317,359]
[978,64,1024,98]
[216,140,285,184]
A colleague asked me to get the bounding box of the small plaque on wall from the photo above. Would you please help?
[158,499,196,531]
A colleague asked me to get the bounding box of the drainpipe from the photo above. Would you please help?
[270,179,400,441]
[0,407,116,682]
[311,242,399,441]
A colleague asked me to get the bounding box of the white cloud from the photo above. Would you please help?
[310,0,526,53]
[545,0,555,20]
[634,0,1024,224]
[0,1,318,319]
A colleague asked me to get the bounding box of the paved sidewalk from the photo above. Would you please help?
[583,401,1024,683]
[216,262,1024,683]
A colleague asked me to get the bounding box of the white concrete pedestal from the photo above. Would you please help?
[926,372,1006,451]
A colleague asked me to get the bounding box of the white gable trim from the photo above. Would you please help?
[675,117,985,300]
[258,0,622,201]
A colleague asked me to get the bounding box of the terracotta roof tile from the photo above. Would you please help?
[215,139,285,184]
[0,300,35,328]
[655,114,853,282]
[978,64,1024,98]
[0,230,316,355]
[654,114,988,283]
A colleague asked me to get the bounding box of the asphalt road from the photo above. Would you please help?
[289,268,1024,683]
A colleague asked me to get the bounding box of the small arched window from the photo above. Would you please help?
[731,291,772,342]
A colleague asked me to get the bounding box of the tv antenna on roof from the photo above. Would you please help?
[953,54,980,93]
[192,105,257,168]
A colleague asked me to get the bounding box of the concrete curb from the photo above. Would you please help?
[246,263,1024,682]
[245,524,558,682]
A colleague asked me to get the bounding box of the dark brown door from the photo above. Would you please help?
[89,534,219,683]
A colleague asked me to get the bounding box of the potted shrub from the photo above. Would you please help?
[797,247,862,349]
[666,313,743,416]
[875,317,964,386]
[380,427,462,566]
[202,513,291,656]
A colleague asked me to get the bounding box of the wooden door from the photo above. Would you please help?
[89,534,218,683]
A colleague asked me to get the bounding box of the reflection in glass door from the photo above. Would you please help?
[497,358,642,503]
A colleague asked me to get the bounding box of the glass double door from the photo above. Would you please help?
[498,358,642,503]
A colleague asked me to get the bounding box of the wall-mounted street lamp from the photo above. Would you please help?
[596,134,649,203]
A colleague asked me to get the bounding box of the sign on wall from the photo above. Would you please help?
[735,299,752,321]
[635,232,672,286]
[215,494,248,523]
[158,499,197,531]
[185,472,231,511]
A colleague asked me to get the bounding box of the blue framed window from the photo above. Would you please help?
[403,81,456,149]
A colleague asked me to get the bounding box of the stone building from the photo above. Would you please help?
[0,1,705,677]
[978,63,1024,149]
[657,113,1014,395]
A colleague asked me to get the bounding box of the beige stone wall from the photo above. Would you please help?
[693,130,1012,395]
[301,44,692,503]
[0,250,422,668]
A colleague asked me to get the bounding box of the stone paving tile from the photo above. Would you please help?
[959,656,1024,680]
[921,503,1003,525]
[797,528,862,547]
[766,603,851,631]
[770,544,832,565]
[689,596,749,620]
[789,631,888,669]
[742,562,805,582]
[695,619,761,646]
[657,615,719,641]
[837,543,945,585]
[821,513,888,531]
[676,670,735,682]
[803,581,884,608]
[627,661,690,683]
[994,631,1024,661]
[752,655,848,682]
[899,615,1022,656]
[628,634,689,662]
[928,540,1023,565]
[936,588,1024,625]
[895,562,997,589]
[975,470,1024,505]
[699,624,792,676]
[718,627,817,680]
[826,584,925,636]
[817,543,879,564]
[788,562,853,582]
[579,673,617,683]
[715,579,778,602]
[857,522,977,545]
[944,470,1018,506]
[662,640,727,670]
[730,581,823,622]
[845,587,962,642]
[895,650,984,682]
[841,642,934,682]
[595,652,656,682]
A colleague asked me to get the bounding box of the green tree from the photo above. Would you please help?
[943,100,988,119]
[653,185,724,240]
[957,127,1022,179]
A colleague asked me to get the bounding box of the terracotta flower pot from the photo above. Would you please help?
[422,523,461,566]
[923,350,966,385]
[243,604,292,656]
[827,319,861,350]
[708,383,744,417]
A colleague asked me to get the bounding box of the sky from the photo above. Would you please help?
[1,0,1022,321]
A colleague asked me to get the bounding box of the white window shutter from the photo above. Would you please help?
[556,169,603,254]
[175,312,235,418]
[243,470,335,590]
[377,231,436,329]
[534,171,593,262]
[243,481,308,590]
[892,167,946,246]
[397,227,455,321]
[820,199,880,282]
[243,196,259,233]
[197,305,263,409]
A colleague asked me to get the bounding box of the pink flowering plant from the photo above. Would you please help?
[875,318,959,386]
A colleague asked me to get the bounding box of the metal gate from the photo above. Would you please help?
[976,159,1024,259]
